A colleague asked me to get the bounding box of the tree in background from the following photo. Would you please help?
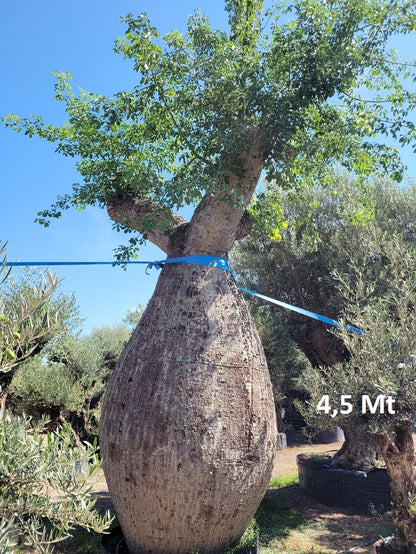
[232,175,416,471]
[299,237,416,552]
[249,305,308,430]
[11,324,131,441]
[4,0,416,551]
[122,304,146,329]
[0,243,80,419]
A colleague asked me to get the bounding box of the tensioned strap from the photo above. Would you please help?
[144,255,232,272]
[6,255,231,271]
[5,255,362,334]
[239,288,363,335]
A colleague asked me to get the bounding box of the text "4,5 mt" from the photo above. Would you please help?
[316,394,396,418]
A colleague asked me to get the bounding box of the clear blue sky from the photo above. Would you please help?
[1,1,415,334]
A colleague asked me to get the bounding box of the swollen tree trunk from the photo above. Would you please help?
[100,139,277,553]
[377,423,416,553]
[100,264,276,553]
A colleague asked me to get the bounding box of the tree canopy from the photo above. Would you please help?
[3,0,416,259]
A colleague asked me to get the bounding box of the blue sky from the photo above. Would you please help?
[1,1,415,334]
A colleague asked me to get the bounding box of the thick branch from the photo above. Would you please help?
[183,129,266,257]
[107,197,188,255]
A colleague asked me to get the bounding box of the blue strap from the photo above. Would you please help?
[5,261,153,267]
[239,288,363,335]
[6,255,232,271]
[5,255,362,335]
[145,255,232,273]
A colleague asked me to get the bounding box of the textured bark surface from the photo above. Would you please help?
[290,322,378,471]
[100,263,277,553]
[101,142,277,553]
[377,424,416,553]
[331,427,379,472]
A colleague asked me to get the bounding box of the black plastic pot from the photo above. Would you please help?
[100,526,128,554]
[297,454,391,512]
[276,432,287,450]
[100,526,260,554]
[316,427,344,444]
[285,430,297,445]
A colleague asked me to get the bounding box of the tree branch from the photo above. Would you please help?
[107,197,188,255]
[182,128,267,257]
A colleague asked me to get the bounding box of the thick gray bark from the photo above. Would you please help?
[331,427,378,472]
[100,264,276,553]
[107,197,188,255]
[100,142,277,553]
[377,423,416,552]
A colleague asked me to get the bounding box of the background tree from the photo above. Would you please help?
[11,324,131,441]
[250,305,308,431]
[298,236,416,553]
[122,304,146,329]
[232,174,416,470]
[3,0,416,551]
[0,244,80,419]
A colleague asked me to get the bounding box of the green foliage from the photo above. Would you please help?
[232,175,416,429]
[0,245,79,419]
[122,303,146,328]
[0,415,112,553]
[11,324,131,438]
[233,174,416,346]
[11,356,85,415]
[299,235,416,435]
[251,305,308,406]
[269,473,299,488]
[0,267,60,375]
[2,1,415,259]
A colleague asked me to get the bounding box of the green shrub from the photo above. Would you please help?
[0,415,112,553]
[11,356,84,416]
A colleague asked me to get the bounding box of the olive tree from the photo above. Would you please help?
[12,324,131,441]
[232,175,416,470]
[299,236,416,552]
[3,1,416,551]
[0,244,63,419]
[0,415,112,553]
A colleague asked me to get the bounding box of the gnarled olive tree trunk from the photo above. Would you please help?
[100,143,277,553]
[292,323,378,471]
[377,423,416,552]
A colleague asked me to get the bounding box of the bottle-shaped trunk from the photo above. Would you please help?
[100,263,277,553]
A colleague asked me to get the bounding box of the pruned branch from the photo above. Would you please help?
[107,197,188,255]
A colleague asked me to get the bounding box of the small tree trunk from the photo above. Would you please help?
[331,427,378,471]
[0,392,7,421]
[0,372,14,420]
[100,263,277,553]
[377,423,416,553]
[293,323,378,470]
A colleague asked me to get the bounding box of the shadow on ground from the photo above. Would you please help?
[256,484,395,553]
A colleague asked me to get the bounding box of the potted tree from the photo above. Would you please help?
[299,237,416,552]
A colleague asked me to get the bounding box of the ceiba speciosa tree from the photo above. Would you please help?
[4,0,415,551]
